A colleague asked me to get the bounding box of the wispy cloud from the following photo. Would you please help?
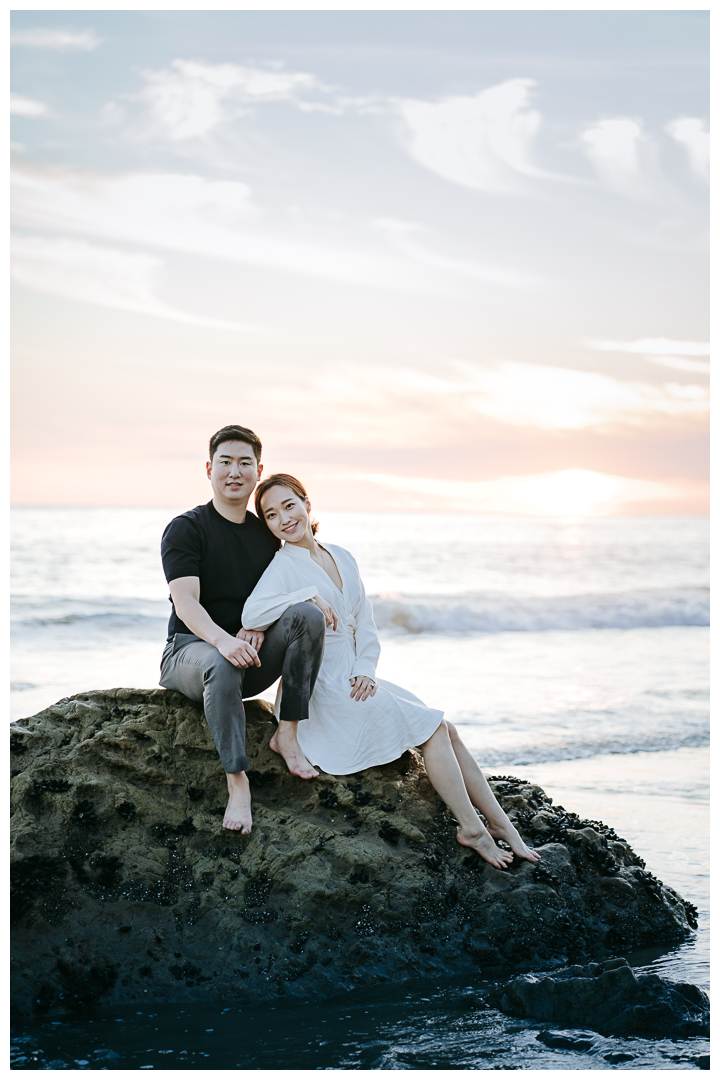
[12,165,258,237]
[11,235,260,332]
[587,337,710,374]
[10,163,532,294]
[238,359,708,449]
[394,79,562,194]
[443,359,708,429]
[580,117,650,198]
[372,217,543,289]
[666,118,710,182]
[10,28,102,50]
[10,94,49,118]
[136,59,325,140]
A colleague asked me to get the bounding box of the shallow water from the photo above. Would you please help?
[9,977,710,1071]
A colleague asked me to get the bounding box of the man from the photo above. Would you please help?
[159,424,325,833]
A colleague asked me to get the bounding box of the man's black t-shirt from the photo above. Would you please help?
[160,501,280,640]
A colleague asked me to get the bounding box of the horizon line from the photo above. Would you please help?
[9,503,710,519]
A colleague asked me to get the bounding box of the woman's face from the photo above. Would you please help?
[260,485,313,544]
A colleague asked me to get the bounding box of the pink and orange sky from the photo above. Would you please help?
[11,11,709,516]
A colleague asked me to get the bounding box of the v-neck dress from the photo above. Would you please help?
[241,543,443,775]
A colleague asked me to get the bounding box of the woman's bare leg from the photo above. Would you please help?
[420,722,513,869]
[446,723,540,862]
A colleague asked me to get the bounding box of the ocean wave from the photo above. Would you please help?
[10,586,709,638]
[370,587,709,634]
[14,612,167,629]
[10,597,169,639]
[477,728,710,768]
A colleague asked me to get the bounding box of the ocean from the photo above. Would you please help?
[10,508,709,1070]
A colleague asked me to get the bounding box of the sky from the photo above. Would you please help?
[10,10,709,515]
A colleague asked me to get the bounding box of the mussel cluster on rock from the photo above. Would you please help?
[10,689,697,1017]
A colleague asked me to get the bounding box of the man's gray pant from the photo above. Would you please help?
[159,602,325,774]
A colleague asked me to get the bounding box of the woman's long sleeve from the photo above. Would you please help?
[242,560,317,631]
[350,563,381,679]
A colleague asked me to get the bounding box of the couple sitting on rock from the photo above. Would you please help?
[160,424,539,870]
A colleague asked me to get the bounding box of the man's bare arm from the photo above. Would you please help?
[168,577,260,668]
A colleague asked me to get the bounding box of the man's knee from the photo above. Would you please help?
[287,601,325,639]
[204,651,245,690]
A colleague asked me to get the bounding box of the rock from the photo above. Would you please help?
[10,691,697,1017]
[697,1054,710,1069]
[536,1030,598,1050]
[489,957,709,1038]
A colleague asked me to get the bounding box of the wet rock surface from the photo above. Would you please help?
[10,689,697,1017]
[490,957,710,1038]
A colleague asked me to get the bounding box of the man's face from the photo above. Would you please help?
[206,441,262,504]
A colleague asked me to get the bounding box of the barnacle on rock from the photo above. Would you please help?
[378,821,400,845]
[533,863,560,887]
[44,779,73,794]
[90,855,123,884]
[11,855,67,921]
[153,817,196,842]
[349,784,373,806]
[71,799,98,830]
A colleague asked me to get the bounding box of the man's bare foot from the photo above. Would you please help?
[487,818,541,862]
[269,721,319,779]
[224,772,252,833]
[456,826,514,869]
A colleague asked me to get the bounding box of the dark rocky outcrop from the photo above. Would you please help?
[489,957,709,1038]
[10,690,697,1017]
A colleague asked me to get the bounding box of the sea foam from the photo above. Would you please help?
[371,587,709,634]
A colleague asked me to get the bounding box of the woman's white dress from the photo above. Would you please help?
[241,543,443,775]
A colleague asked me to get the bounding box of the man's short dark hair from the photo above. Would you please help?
[209,425,263,464]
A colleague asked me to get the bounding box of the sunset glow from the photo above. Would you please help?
[348,469,688,517]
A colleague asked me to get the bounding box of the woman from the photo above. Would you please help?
[242,474,539,869]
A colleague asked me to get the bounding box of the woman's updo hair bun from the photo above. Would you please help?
[255,473,319,535]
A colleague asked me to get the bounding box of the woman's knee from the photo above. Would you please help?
[446,720,459,745]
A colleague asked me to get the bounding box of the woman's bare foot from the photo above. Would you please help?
[456,826,514,869]
[224,772,252,833]
[269,721,319,779]
[487,818,541,862]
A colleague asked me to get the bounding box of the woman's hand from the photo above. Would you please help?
[217,632,260,668]
[236,627,265,653]
[350,675,377,702]
[313,595,338,630]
